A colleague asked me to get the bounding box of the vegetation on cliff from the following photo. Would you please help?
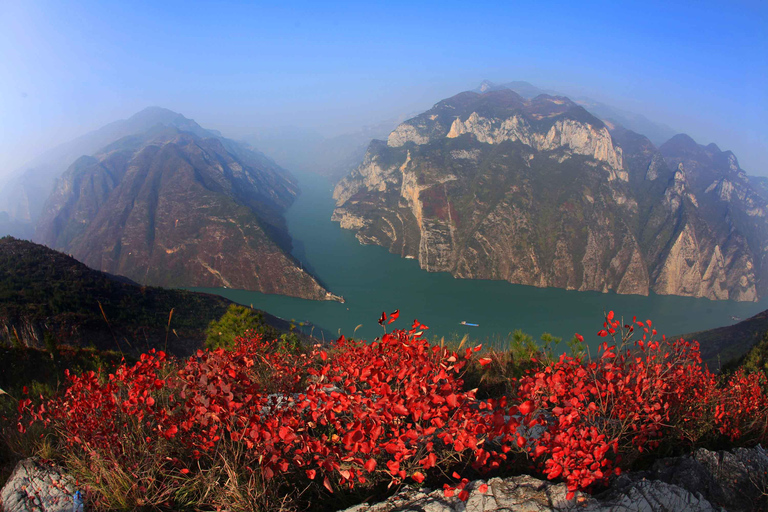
[0,237,308,356]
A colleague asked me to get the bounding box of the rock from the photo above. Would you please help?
[0,458,78,512]
[337,474,725,512]
[631,446,768,512]
[339,447,768,512]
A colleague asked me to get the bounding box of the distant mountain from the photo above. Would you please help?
[333,88,768,301]
[0,107,221,237]
[0,237,306,357]
[475,80,677,146]
[247,116,409,180]
[34,109,336,300]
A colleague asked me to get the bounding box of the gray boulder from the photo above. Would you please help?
[624,446,768,512]
[0,458,78,512]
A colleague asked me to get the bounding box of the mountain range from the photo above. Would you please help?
[333,88,768,301]
[27,108,335,300]
[0,107,220,237]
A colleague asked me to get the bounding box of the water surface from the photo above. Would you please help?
[195,171,768,352]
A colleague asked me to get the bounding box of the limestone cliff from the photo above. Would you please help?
[333,90,768,301]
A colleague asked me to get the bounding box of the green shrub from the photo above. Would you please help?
[205,304,295,351]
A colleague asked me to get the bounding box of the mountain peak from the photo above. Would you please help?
[661,133,700,153]
[477,80,497,93]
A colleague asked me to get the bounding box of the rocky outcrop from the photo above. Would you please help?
[0,458,79,512]
[340,475,724,512]
[35,120,333,300]
[339,447,767,512]
[443,114,624,172]
[334,90,768,301]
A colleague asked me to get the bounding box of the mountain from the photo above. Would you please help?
[678,308,768,369]
[0,237,308,357]
[332,89,768,301]
[0,107,220,238]
[34,110,336,300]
[475,80,677,146]
[246,116,408,180]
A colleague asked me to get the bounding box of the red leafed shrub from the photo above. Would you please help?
[16,310,768,510]
[506,312,768,500]
[715,368,768,442]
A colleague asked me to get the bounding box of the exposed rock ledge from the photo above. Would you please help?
[339,446,768,512]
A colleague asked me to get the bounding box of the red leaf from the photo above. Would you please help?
[378,312,387,326]
[387,309,400,324]
[364,458,377,473]
[518,401,533,415]
[458,490,469,501]
[392,404,409,416]
[412,471,425,483]
[478,483,488,493]
[478,357,492,366]
[323,476,333,493]
[306,469,317,480]
[575,333,584,342]
[607,311,614,322]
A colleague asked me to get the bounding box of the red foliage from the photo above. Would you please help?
[18,311,768,505]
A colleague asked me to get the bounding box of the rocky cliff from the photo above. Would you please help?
[333,89,768,301]
[34,114,332,300]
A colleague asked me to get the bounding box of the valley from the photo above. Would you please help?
[196,169,768,353]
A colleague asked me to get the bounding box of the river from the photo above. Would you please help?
[194,170,768,353]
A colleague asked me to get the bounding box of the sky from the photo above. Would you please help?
[1,0,766,176]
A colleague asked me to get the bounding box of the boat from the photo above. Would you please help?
[460,321,479,327]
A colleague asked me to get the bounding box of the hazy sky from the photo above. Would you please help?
[1,0,766,176]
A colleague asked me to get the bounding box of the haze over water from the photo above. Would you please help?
[195,171,768,351]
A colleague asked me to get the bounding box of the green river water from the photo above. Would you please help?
[194,171,768,353]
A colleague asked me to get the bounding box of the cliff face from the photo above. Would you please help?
[333,90,767,301]
[35,123,331,300]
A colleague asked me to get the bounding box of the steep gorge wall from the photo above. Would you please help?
[333,91,766,301]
